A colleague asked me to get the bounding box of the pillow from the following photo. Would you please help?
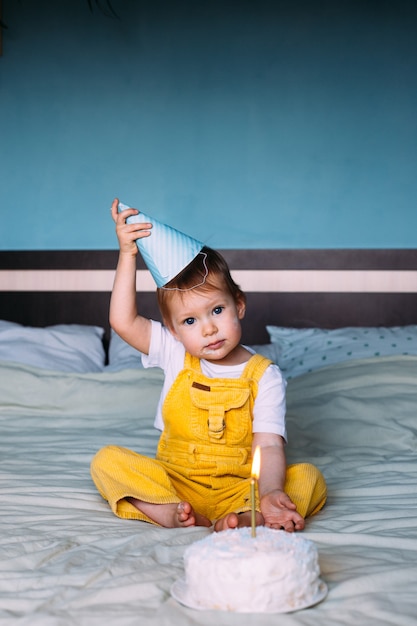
[266,325,417,379]
[247,343,281,364]
[0,320,106,372]
[106,329,144,371]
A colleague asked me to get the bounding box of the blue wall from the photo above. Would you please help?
[1,0,416,250]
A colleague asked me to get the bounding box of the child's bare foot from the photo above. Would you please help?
[175,501,212,528]
[126,497,211,528]
[214,511,264,532]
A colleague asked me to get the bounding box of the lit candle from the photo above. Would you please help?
[250,446,261,538]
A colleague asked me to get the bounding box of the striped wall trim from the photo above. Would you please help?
[0,249,416,271]
[0,268,416,293]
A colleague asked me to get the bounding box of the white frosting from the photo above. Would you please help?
[183,527,322,613]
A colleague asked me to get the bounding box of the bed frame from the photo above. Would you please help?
[0,249,416,346]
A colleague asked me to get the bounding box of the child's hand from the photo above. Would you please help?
[111,197,152,255]
[260,489,305,532]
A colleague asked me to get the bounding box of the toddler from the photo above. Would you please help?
[91,199,327,531]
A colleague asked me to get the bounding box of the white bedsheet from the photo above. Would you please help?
[1,356,416,625]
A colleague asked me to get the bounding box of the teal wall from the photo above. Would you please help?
[1,0,416,250]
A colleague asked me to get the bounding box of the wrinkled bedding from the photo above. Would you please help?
[1,356,416,625]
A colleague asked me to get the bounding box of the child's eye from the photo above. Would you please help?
[184,317,195,326]
[213,306,224,315]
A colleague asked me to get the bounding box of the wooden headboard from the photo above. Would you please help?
[0,249,416,345]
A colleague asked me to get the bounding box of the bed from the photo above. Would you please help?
[0,248,416,625]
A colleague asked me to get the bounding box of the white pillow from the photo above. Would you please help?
[247,343,281,364]
[0,320,106,373]
[266,325,417,379]
[106,329,144,371]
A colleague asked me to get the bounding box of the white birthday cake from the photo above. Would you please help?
[172,527,327,613]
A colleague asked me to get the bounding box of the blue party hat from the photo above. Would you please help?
[118,202,204,287]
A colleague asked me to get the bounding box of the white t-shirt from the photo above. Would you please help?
[142,320,287,440]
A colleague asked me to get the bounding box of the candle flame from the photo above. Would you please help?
[251,445,261,479]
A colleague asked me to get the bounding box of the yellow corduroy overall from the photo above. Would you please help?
[91,352,327,524]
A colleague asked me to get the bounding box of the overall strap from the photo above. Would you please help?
[242,353,273,382]
[184,352,202,372]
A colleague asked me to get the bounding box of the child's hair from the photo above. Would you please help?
[157,246,246,326]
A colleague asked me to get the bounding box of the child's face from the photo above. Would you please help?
[166,286,246,364]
